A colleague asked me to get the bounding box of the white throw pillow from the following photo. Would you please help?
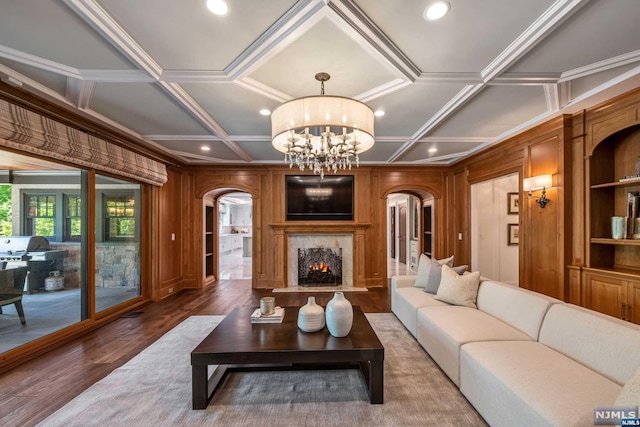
[434,265,481,308]
[615,364,640,407]
[414,254,454,288]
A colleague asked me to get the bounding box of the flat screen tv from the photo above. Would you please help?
[286,175,354,221]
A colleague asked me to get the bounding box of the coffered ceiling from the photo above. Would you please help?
[1,0,639,167]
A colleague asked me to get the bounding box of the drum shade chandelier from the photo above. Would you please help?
[271,73,375,178]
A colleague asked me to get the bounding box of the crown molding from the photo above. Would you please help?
[0,45,80,78]
[559,49,640,82]
[161,70,229,83]
[79,69,155,82]
[65,78,96,109]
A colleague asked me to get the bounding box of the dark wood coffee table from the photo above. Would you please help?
[191,306,384,409]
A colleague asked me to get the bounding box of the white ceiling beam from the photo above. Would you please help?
[0,44,81,78]
[559,49,640,82]
[161,70,230,83]
[544,83,560,111]
[79,69,155,83]
[491,73,561,85]
[481,0,591,82]
[415,73,483,84]
[65,78,96,110]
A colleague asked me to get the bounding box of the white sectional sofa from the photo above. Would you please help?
[391,273,640,427]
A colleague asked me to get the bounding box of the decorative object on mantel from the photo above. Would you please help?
[270,72,375,179]
[611,216,628,240]
[251,306,285,323]
[633,218,640,240]
[325,291,353,337]
[297,296,325,332]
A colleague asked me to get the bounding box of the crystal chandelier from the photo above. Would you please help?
[271,73,375,178]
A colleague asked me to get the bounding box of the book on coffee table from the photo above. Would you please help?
[250,306,285,323]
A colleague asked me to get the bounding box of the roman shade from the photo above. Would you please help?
[0,99,167,186]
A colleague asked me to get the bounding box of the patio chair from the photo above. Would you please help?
[0,266,28,325]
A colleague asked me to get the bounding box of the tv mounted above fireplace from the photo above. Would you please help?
[286,175,354,221]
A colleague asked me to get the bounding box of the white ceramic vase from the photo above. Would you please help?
[297,296,325,332]
[325,291,353,337]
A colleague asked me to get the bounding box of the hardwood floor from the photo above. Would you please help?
[0,279,391,427]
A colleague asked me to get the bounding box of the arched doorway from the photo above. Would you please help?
[218,192,252,280]
[387,190,434,277]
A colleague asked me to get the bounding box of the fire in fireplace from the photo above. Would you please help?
[298,247,342,287]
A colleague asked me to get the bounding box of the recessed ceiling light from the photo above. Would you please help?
[259,109,271,116]
[428,147,438,153]
[206,0,229,16]
[201,145,211,152]
[374,110,385,117]
[424,1,450,21]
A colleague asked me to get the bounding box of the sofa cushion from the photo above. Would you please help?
[414,254,453,288]
[539,304,640,385]
[392,287,449,337]
[416,305,532,386]
[423,258,468,294]
[476,280,561,340]
[615,364,640,407]
[434,266,481,308]
[460,341,621,427]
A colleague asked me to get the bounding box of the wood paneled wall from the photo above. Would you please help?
[152,166,449,291]
[447,116,572,300]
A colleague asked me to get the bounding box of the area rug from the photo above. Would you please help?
[39,314,486,427]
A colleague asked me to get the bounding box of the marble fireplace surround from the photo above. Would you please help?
[269,223,370,288]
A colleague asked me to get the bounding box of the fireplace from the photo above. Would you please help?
[298,247,342,286]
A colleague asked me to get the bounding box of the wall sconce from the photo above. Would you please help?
[523,174,552,208]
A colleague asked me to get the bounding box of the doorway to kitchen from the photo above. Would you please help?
[218,192,252,280]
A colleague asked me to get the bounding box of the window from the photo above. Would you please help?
[64,194,82,242]
[25,194,55,236]
[104,195,136,241]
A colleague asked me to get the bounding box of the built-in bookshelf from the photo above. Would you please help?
[423,205,432,256]
[205,205,214,277]
[584,125,640,324]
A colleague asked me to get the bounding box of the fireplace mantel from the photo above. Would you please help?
[269,222,370,288]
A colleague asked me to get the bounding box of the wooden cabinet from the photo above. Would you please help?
[584,270,640,324]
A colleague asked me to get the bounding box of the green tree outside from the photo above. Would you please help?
[0,185,12,235]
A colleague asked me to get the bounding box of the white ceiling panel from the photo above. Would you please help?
[91,83,211,135]
[369,83,468,137]
[182,83,277,136]
[430,85,548,138]
[509,0,640,73]
[358,141,407,163]
[249,18,397,98]
[0,0,134,69]
[99,0,297,70]
[357,0,556,73]
[236,140,286,162]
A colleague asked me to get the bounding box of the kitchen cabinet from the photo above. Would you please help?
[230,204,252,226]
[584,270,640,324]
[219,234,243,254]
